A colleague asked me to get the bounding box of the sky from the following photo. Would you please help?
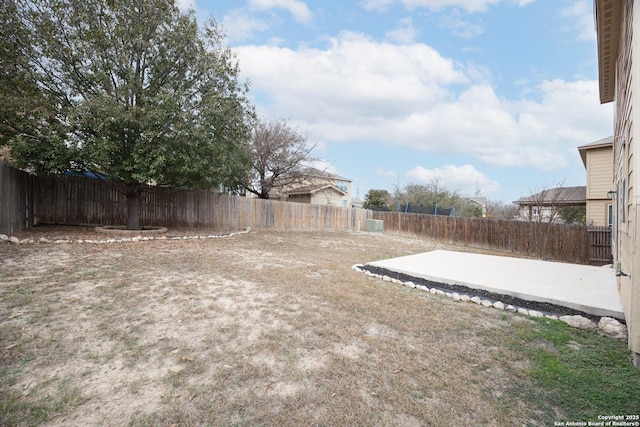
[180,0,613,204]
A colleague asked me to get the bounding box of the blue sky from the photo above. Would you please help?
[181,0,612,204]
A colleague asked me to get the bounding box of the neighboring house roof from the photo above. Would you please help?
[296,167,352,182]
[287,184,347,196]
[514,186,587,206]
[577,135,614,167]
[595,0,622,103]
[465,196,487,207]
[65,170,109,180]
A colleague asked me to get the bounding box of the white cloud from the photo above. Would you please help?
[376,167,397,177]
[406,165,500,195]
[438,10,484,38]
[561,0,596,41]
[361,0,532,13]
[360,0,396,12]
[248,0,313,23]
[221,10,271,42]
[176,0,196,12]
[386,17,419,43]
[236,31,467,119]
[234,32,612,173]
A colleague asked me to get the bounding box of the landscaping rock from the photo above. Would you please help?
[470,296,482,305]
[517,307,529,316]
[460,295,471,302]
[8,236,20,244]
[493,301,505,310]
[481,300,493,307]
[528,310,544,318]
[451,293,461,301]
[559,315,597,331]
[598,317,627,340]
[0,234,8,241]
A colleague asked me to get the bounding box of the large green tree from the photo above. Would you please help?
[2,0,254,229]
[0,0,73,171]
[363,189,390,210]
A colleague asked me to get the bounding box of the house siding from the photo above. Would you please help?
[586,146,614,226]
[613,0,640,356]
[311,188,346,206]
[274,171,352,207]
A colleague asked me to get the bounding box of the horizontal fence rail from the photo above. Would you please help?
[0,163,609,265]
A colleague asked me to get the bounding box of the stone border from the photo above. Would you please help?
[351,263,628,341]
[0,227,251,245]
[95,225,168,235]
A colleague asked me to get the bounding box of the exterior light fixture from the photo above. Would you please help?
[607,190,617,199]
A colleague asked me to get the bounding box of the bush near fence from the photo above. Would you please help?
[0,162,608,264]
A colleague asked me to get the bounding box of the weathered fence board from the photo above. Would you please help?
[588,226,612,263]
[0,162,34,234]
[371,211,592,264]
[0,163,610,265]
[31,172,370,231]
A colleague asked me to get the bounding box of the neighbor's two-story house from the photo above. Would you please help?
[513,186,586,223]
[272,168,352,208]
[595,0,640,367]
[578,136,614,227]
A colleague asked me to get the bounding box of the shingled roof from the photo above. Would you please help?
[286,184,347,196]
[514,186,586,206]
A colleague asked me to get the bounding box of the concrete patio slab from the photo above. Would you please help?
[367,250,624,320]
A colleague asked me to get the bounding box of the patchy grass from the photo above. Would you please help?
[507,317,640,423]
[1,227,639,426]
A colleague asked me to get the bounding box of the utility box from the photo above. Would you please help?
[365,219,384,232]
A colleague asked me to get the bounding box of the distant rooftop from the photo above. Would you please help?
[514,186,586,206]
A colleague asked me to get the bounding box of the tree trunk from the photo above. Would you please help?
[125,185,142,230]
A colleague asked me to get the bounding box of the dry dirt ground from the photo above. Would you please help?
[0,226,574,425]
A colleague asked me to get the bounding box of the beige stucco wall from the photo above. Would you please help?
[277,174,352,207]
[612,0,640,357]
[311,188,347,206]
[585,145,614,226]
[331,179,352,208]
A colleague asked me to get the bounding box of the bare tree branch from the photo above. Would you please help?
[242,117,319,199]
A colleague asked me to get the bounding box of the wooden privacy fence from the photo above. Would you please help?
[371,211,594,265]
[0,162,35,235]
[588,226,613,264]
[33,173,370,231]
[0,163,611,265]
